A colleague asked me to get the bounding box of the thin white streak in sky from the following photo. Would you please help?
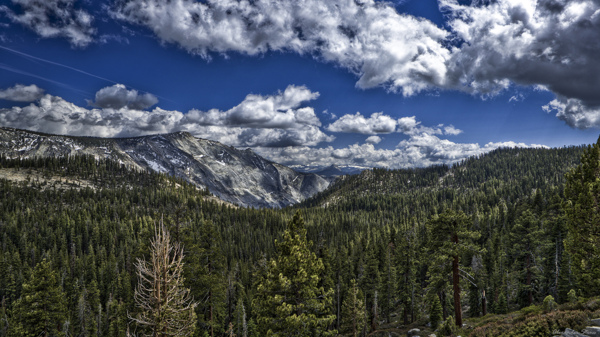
[0,63,90,96]
[0,45,174,103]
[0,45,117,84]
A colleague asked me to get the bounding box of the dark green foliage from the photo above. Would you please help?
[428,209,481,327]
[9,259,67,337]
[253,212,336,336]
[429,293,443,330]
[495,290,508,314]
[564,137,600,297]
[340,279,366,337]
[182,220,226,337]
[470,309,591,337]
[0,143,595,336]
[510,210,545,307]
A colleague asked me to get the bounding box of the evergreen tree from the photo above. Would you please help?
[130,221,197,337]
[510,210,545,307]
[564,137,600,297]
[9,259,67,337]
[429,293,443,330]
[340,279,366,337]
[428,210,480,328]
[253,212,336,336]
[494,290,508,314]
[183,220,226,337]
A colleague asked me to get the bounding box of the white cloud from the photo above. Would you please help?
[327,112,397,134]
[1,0,95,47]
[89,84,158,110]
[256,136,543,170]
[0,85,333,147]
[441,0,600,125]
[0,84,44,102]
[257,116,543,169]
[111,0,451,96]
[543,97,600,129]
[443,125,463,136]
[365,135,382,144]
[110,0,600,128]
[187,85,320,129]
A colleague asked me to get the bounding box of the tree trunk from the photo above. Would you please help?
[482,290,487,316]
[452,233,462,327]
[210,291,214,337]
[526,254,533,306]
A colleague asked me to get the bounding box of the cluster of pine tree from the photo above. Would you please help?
[0,141,598,336]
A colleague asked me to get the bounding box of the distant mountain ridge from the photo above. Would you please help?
[0,127,330,208]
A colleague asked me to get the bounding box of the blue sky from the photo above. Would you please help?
[0,0,599,169]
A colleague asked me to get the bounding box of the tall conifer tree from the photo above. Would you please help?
[253,212,336,336]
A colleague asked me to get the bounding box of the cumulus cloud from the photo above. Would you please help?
[444,125,463,136]
[441,0,600,125]
[111,0,451,96]
[0,0,95,47]
[109,0,600,128]
[187,85,320,129]
[0,85,333,147]
[365,135,382,144]
[257,132,543,169]
[0,84,44,102]
[327,112,397,134]
[88,84,158,110]
[543,96,600,129]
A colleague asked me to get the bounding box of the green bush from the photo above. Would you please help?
[567,289,577,304]
[542,295,557,313]
[439,316,457,336]
[470,310,589,337]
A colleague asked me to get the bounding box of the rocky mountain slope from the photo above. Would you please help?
[0,127,330,208]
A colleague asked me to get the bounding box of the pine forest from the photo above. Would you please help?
[1,139,600,337]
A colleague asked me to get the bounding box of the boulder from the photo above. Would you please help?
[407,328,421,336]
[562,328,588,337]
[591,318,600,326]
[583,327,600,337]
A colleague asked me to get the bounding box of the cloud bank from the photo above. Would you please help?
[0,83,545,169]
[107,0,600,128]
[0,84,333,147]
[5,0,600,127]
[110,0,451,96]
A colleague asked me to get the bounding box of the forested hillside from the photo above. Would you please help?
[1,143,599,337]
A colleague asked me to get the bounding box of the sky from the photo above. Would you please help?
[0,0,599,170]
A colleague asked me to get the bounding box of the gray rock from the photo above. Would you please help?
[591,318,600,326]
[407,328,420,336]
[583,327,600,337]
[0,127,330,208]
[562,328,588,337]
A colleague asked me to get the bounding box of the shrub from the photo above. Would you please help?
[567,289,577,304]
[542,295,557,312]
[439,316,457,336]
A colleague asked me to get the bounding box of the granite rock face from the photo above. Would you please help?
[0,128,330,208]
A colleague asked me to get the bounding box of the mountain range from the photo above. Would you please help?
[0,127,330,208]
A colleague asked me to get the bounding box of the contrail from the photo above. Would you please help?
[0,63,91,96]
[0,45,174,103]
[0,45,117,84]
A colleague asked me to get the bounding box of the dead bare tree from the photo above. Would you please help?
[130,220,197,337]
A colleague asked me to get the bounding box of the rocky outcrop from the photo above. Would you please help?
[0,127,330,208]
[557,319,600,337]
